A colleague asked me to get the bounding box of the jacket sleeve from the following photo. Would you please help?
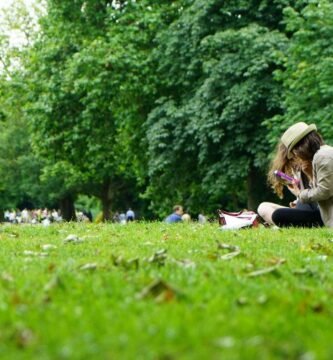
[299,157,333,203]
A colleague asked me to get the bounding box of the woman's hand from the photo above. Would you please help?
[289,200,297,208]
[287,181,301,197]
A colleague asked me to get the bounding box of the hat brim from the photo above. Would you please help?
[287,124,317,159]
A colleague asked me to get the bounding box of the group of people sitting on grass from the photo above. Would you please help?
[258,122,333,228]
[4,208,63,224]
[111,209,136,224]
[4,208,92,225]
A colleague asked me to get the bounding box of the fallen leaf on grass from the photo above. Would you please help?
[216,241,240,252]
[266,257,286,266]
[292,268,316,277]
[215,241,241,261]
[79,263,98,271]
[219,251,241,261]
[246,266,280,278]
[137,279,181,303]
[44,275,64,292]
[64,234,84,244]
[127,258,140,270]
[41,244,57,251]
[246,260,284,278]
[146,249,167,266]
[311,243,323,251]
[302,242,332,256]
[112,255,139,270]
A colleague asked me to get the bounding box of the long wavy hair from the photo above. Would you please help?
[292,131,323,161]
[267,142,300,199]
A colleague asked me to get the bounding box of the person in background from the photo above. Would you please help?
[83,210,93,222]
[126,208,135,222]
[182,213,191,222]
[21,208,30,223]
[119,213,127,224]
[165,205,183,223]
[112,211,120,223]
[198,213,207,224]
[4,210,10,222]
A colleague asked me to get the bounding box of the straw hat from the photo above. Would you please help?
[281,122,317,159]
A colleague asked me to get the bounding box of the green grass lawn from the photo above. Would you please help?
[1,222,333,359]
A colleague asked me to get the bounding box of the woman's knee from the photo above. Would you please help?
[257,202,271,218]
[258,202,279,221]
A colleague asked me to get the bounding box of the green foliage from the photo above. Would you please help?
[25,0,187,218]
[0,70,41,209]
[145,0,290,215]
[0,0,75,211]
[0,76,68,210]
[268,0,333,144]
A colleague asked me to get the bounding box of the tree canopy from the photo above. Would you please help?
[0,0,331,219]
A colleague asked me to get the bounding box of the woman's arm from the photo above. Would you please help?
[299,157,333,203]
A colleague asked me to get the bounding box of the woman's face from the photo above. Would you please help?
[291,149,307,162]
[298,159,312,173]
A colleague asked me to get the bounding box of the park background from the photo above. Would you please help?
[1,2,333,359]
[0,0,332,221]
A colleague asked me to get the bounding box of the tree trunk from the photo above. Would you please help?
[0,210,4,222]
[247,167,269,211]
[59,194,76,221]
[101,180,112,221]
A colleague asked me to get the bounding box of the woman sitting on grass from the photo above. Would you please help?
[259,122,333,228]
[258,140,320,227]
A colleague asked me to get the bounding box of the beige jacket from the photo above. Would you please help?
[299,145,333,227]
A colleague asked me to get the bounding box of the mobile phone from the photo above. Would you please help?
[274,170,300,185]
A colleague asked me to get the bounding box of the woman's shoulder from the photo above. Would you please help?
[314,145,333,162]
